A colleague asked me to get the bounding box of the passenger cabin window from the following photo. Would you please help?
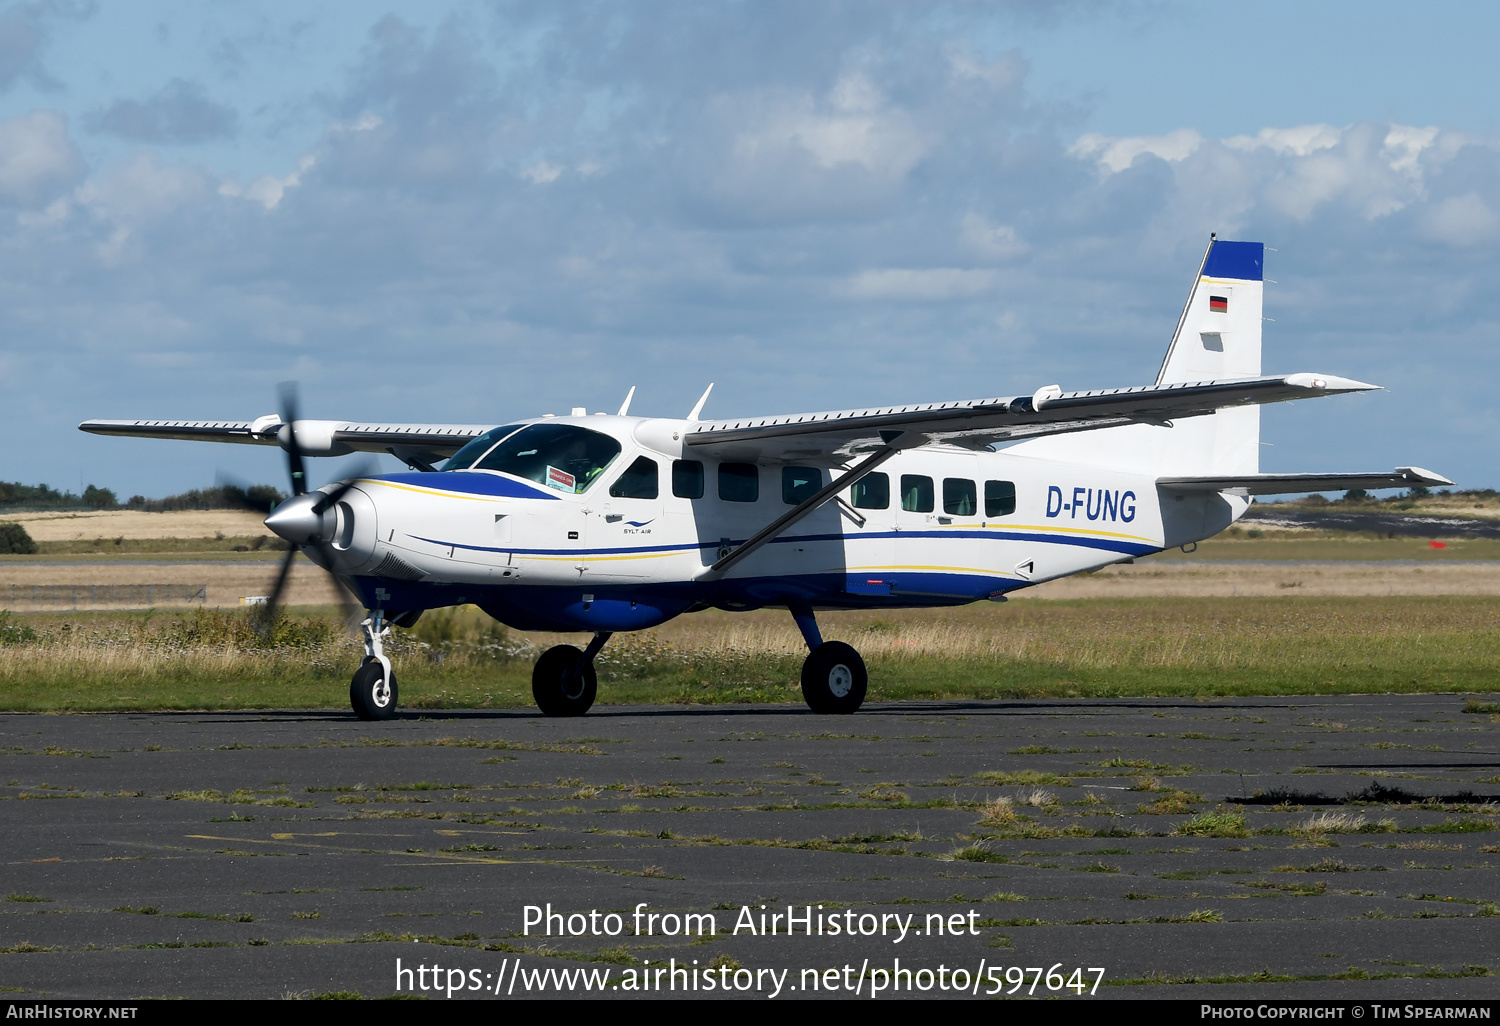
[782,466,820,505]
[672,460,704,499]
[851,472,889,510]
[943,478,976,516]
[986,479,1017,517]
[719,463,759,503]
[609,456,658,499]
[441,424,524,471]
[901,474,934,513]
[470,423,621,494]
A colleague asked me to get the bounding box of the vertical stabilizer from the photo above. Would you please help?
[1009,237,1265,478]
[1156,238,1264,386]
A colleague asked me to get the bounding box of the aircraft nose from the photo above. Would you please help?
[264,493,326,545]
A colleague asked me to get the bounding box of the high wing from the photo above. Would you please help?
[684,373,1377,462]
[1158,467,1453,495]
[78,417,494,464]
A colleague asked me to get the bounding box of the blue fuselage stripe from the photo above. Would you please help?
[411,527,1157,559]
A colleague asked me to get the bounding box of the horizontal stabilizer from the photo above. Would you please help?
[1157,467,1453,496]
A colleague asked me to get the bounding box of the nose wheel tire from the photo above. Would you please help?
[800,641,867,714]
[532,644,598,717]
[350,658,399,720]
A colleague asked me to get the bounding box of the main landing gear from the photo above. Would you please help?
[791,603,867,714]
[533,632,612,717]
[523,611,867,717]
[351,611,399,721]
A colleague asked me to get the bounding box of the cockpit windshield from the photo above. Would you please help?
[471,423,622,494]
[442,425,524,472]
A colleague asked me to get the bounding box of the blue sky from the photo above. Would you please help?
[3,1,1497,496]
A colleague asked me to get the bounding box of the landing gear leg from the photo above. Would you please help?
[790,601,866,714]
[350,610,399,720]
[532,631,611,717]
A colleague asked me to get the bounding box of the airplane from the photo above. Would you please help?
[80,236,1450,720]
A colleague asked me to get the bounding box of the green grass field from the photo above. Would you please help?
[2,595,1498,712]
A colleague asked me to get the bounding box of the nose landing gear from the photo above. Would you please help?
[350,611,399,720]
[532,631,611,716]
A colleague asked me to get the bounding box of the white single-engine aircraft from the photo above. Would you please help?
[82,237,1450,720]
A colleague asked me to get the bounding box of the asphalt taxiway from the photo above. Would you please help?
[1,696,1496,1000]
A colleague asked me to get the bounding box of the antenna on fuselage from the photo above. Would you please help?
[686,382,714,421]
[617,385,637,417]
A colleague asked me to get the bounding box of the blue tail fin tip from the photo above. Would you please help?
[1202,240,1264,281]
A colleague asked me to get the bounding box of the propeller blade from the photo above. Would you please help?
[278,382,308,497]
[259,387,372,634]
[309,541,364,624]
[256,545,298,633]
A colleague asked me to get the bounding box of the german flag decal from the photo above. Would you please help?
[1209,295,1228,313]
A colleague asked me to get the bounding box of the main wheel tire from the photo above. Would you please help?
[350,658,399,721]
[800,641,867,714]
[532,644,598,717]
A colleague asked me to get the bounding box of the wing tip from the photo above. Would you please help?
[1397,466,1455,487]
[1284,372,1381,392]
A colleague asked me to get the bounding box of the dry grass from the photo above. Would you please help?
[1296,813,1398,835]
[619,597,1500,679]
[978,797,1018,827]
[5,510,274,542]
[4,595,1500,710]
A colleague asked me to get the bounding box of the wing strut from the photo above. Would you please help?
[699,436,908,579]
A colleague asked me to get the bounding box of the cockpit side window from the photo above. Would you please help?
[609,456,659,499]
[441,424,524,471]
[471,424,622,493]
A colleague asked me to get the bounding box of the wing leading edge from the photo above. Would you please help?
[78,418,494,461]
[684,373,1377,462]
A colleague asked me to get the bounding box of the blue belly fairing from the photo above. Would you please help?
[344,524,1159,632]
[346,569,1034,633]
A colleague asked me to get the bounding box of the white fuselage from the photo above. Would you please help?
[319,414,1246,629]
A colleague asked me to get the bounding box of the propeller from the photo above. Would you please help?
[248,383,372,632]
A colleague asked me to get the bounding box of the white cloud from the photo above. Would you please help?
[730,73,933,179]
[1071,121,1484,225]
[521,160,563,184]
[1381,124,1439,176]
[75,152,210,261]
[1224,124,1341,157]
[947,48,1025,89]
[1069,129,1202,173]
[218,154,315,210]
[844,267,998,300]
[77,151,208,225]
[961,213,1028,260]
[331,112,383,134]
[1255,123,1448,221]
[0,109,83,206]
[1424,193,1499,248]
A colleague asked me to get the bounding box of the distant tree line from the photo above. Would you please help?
[0,481,285,513]
[1295,487,1494,505]
[124,484,285,513]
[0,482,119,509]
